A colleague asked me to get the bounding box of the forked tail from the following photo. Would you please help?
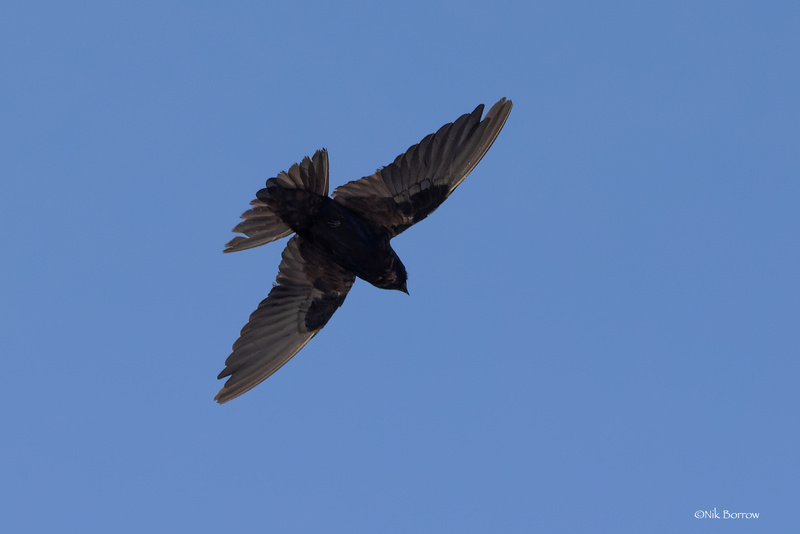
[224,149,330,252]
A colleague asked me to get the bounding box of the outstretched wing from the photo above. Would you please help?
[224,149,330,253]
[215,235,354,403]
[332,98,512,237]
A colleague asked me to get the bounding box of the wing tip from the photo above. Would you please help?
[487,97,513,127]
[213,332,320,404]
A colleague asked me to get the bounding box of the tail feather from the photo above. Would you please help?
[223,149,329,253]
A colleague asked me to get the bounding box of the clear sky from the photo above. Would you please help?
[2,1,798,532]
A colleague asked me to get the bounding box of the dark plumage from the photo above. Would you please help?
[216,98,513,403]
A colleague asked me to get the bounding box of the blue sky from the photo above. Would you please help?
[2,1,798,532]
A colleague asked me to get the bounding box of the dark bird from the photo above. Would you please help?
[216,98,513,403]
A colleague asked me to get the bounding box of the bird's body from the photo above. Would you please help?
[216,98,513,403]
[267,188,407,292]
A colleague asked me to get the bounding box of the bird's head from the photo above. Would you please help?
[373,252,408,294]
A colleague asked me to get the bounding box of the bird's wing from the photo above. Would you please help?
[331,99,512,237]
[215,235,354,403]
[224,149,330,253]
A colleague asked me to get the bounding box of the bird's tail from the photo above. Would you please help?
[224,149,330,253]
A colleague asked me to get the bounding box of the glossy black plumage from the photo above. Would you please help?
[216,98,513,403]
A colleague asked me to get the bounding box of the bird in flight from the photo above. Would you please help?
[216,98,513,403]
